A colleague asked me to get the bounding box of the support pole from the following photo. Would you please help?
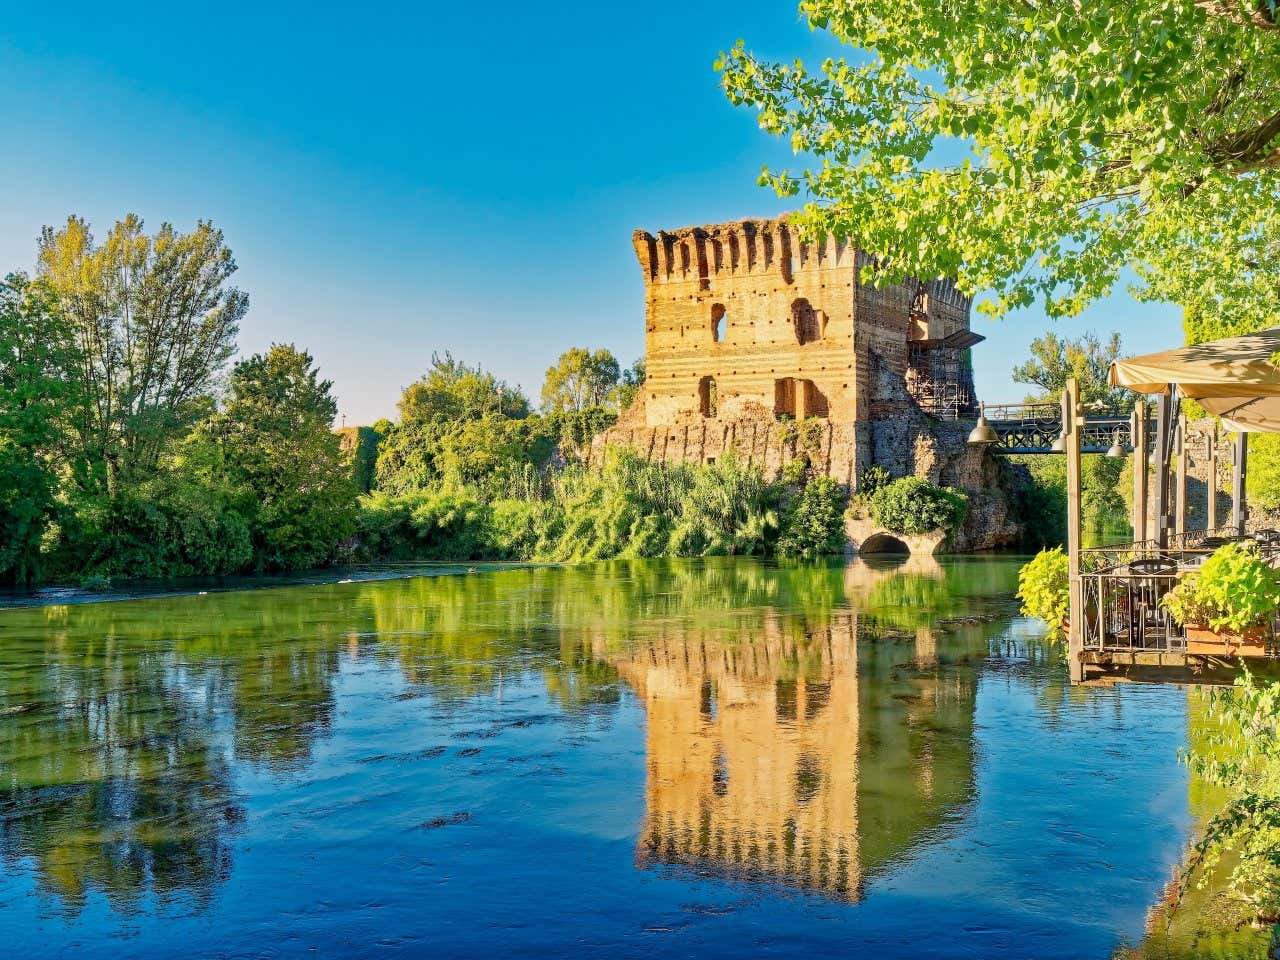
[1132,401,1149,542]
[1175,425,1187,539]
[1065,378,1084,684]
[1152,392,1172,549]
[1206,423,1218,532]
[1233,431,1249,537]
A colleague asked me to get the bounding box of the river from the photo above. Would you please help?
[0,556,1261,957]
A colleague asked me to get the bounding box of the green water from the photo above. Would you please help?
[0,557,1266,958]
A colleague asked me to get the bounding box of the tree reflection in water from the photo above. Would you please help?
[0,556,1014,918]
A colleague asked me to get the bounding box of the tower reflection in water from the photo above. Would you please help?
[606,556,989,900]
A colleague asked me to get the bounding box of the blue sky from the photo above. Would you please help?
[0,2,1182,424]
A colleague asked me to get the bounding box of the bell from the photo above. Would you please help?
[967,403,998,446]
[1106,427,1125,458]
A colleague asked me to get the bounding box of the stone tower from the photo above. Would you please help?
[596,215,996,501]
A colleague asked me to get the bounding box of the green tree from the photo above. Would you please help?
[0,275,79,584]
[719,3,1280,328]
[1012,332,1131,410]
[202,344,356,570]
[398,352,527,424]
[376,354,534,494]
[615,358,646,411]
[37,215,247,492]
[541,347,621,413]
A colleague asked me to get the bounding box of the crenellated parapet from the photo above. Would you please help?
[632,217,859,287]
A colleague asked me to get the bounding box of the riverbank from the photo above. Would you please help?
[0,561,539,609]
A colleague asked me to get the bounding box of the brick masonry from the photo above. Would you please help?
[593,216,1022,551]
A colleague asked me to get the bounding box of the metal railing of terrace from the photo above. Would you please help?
[1077,525,1280,656]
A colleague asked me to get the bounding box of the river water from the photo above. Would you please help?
[0,556,1245,957]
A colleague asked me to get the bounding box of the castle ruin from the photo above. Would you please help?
[595,216,1022,551]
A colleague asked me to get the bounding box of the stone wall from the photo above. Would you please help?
[594,214,1023,554]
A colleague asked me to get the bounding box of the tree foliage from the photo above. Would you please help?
[37,215,247,491]
[719,2,1280,328]
[541,347,621,413]
[777,476,848,558]
[1016,547,1069,637]
[1012,331,1132,410]
[0,275,80,584]
[616,358,647,412]
[398,351,528,425]
[869,477,968,535]
[199,344,356,571]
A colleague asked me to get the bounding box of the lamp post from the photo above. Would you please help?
[1063,378,1084,684]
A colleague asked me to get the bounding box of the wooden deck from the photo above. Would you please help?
[1077,526,1280,679]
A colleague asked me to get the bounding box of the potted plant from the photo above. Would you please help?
[1161,543,1280,655]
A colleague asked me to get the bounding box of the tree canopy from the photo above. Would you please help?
[541,348,621,413]
[0,274,80,583]
[398,352,528,425]
[719,2,1280,328]
[200,344,356,570]
[37,214,247,490]
[1012,331,1132,410]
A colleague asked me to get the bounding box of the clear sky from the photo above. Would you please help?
[0,1,1183,425]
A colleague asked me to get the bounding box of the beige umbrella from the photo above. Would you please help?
[1109,327,1280,432]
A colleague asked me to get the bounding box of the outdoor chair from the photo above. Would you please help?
[1127,558,1177,649]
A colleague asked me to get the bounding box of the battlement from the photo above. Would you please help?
[632,217,863,287]
[922,277,968,311]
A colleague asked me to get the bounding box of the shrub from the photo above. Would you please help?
[489,498,561,559]
[870,477,968,535]
[406,492,494,560]
[1017,547,1069,636]
[1162,542,1280,633]
[55,481,254,580]
[777,476,848,558]
[349,490,497,561]
[858,465,891,499]
[781,457,809,486]
[1184,669,1280,923]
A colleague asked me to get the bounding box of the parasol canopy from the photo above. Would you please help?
[1108,327,1280,433]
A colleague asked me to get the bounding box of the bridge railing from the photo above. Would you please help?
[981,403,1136,455]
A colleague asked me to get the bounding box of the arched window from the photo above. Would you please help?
[710,303,726,343]
[792,298,822,345]
[698,376,718,417]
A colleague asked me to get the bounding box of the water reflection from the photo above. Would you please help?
[0,556,1196,958]
[603,558,994,899]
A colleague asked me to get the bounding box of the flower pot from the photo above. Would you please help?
[1184,623,1270,657]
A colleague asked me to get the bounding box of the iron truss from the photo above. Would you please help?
[981,403,1143,455]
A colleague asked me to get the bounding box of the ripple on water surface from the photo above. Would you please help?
[0,556,1243,958]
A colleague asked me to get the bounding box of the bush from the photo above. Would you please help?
[54,480,253,580]
[544,450,781,561]
[488,498,561,559]
[349,490,496,562]
[858,465,891,498]
[351,450,788,564]
[778,476,848,558]
[870,477,968,535]
[1184,669,1280,923]
[1162,542,1280,633]
[1017,547,1069,636]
